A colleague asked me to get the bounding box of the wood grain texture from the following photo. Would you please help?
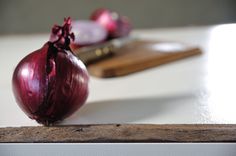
[1,124,236,143]
[88,40,202,78]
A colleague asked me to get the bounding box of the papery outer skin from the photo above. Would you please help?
[49,17,75,51]
[12,43,49,119]
[12,42,89,124]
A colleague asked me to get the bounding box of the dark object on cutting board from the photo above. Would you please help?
[86,40,202,78]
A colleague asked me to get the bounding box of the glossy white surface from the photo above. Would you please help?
[0,24,236,127]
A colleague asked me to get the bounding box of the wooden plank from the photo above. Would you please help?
[1,124,236,143]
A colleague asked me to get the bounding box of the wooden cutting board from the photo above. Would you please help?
[87,40,202,78]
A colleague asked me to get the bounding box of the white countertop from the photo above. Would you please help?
[1,24,236,127]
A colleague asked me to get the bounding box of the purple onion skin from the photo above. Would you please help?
[12,18,89,125]
[90,8,132,39]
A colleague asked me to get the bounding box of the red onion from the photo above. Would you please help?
[70,20,108,51]
[90,8,132,38]
[12,18,89,125]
